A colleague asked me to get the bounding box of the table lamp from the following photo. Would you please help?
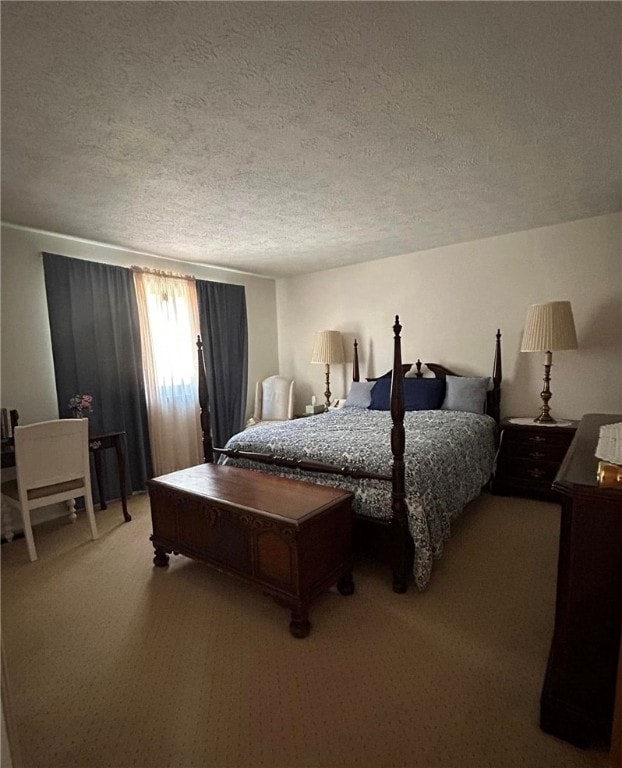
[520,301,578,423]
[311,330,344,411]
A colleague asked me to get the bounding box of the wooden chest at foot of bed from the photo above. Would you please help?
[147,463,354,637]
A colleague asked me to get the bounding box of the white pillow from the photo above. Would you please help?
[441,376,491,414]
[343,381,374,408]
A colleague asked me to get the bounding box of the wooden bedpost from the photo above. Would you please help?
[492,328,503,424]
[491,329,502,425]
[389,315,412,594]
[353,339,360,382]
[196,336,214,464]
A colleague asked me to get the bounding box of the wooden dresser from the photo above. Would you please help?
[491,418,578,501]
[540,413,622,748]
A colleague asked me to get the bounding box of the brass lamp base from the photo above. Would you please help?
[533,359,555,423]
[323,363,332,412]
[534,411,556,424]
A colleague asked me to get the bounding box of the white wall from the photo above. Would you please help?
[2,213,620,436]
[0,224,279,427]
[276,213,622,422]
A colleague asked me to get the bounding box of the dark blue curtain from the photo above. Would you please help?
[196,280,248,447]
[42,253,153,501]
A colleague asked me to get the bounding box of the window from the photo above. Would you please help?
[134,271,202,474]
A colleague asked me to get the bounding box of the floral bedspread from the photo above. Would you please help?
[220,408,497,589]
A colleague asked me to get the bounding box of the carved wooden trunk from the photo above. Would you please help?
[147,463,354,637]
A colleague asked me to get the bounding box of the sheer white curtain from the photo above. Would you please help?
[134,271,202,475]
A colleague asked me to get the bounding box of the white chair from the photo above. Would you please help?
[246,376,295,428]
[0,419,98,562]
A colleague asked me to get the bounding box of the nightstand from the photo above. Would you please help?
[490,418,579,501]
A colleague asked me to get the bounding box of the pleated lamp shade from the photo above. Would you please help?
[310,331,345,364]
[520,301,578,352]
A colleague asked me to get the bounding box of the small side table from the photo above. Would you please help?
[89,431,131,522]
[490,417,578,501]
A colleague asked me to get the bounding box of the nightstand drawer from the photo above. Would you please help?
[502,429,572,452]
[499,432,570,462]
[496,456,561,485]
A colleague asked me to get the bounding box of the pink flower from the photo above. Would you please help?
[68,394,94,414]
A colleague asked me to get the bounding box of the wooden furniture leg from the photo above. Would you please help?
[91,450,106,511]
[113,434,131,522]
[391,520,414,594]
[153,546,170,567]
[289,606,311,639]
[66,498,77,522]
[337,571,355,595]
[1,501,14,542]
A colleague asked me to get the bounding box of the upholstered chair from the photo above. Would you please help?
[246,376,295,428]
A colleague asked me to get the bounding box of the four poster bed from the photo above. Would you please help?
[196,317,502,593]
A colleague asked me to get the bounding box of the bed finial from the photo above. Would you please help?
[353,338,360,382]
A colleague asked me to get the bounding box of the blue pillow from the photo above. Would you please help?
[369,378,446,411]
[441,375,491,414]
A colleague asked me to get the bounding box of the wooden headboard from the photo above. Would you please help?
[350,329,502,424]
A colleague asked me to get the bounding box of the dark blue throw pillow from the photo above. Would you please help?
[369,377,446,411]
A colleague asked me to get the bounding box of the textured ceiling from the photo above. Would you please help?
[1,2,620,277]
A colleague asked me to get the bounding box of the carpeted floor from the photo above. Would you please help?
[1,491,611,768]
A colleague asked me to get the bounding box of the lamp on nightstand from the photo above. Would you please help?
[520,301,578,424]
[311,330,345,412]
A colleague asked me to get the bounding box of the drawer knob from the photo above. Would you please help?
[529,451,545,459]
[527,467,546,478]
[529,435,547,443]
